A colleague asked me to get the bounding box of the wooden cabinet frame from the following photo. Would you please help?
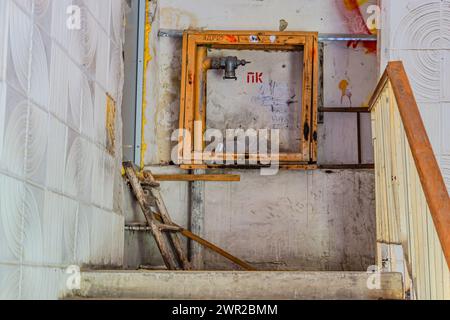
[178,30,318,168]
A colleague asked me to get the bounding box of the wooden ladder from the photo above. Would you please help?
[123,162,255,271]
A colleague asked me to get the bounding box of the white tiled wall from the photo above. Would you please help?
[381,0,450,192]
[0,0,125,299]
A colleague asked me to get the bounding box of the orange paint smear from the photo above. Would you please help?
[225,35,238,43]
[339,79,349,97]
[343,0,369,11]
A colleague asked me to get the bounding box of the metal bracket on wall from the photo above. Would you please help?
[318,33,377,42]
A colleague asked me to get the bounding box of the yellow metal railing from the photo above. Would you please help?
[370,62,450,299]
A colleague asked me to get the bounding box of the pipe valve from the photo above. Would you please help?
[210,56,251,80]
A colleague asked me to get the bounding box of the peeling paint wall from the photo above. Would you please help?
[0,0,127,299]
[134,0,378,271]
[380,0,450,192]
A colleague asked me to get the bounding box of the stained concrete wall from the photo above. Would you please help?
[203,169,376,271]
[380,0,450,191]
[0,0,127,299]
[127,0,379,271]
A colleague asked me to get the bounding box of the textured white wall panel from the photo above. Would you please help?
[443,103,450,154]
[48,45,69,121]
[443,50,450,101]
[0,82,6,160]
[76,204,92,264]
[0,0,126,299]
[388,0,445,50]
[30,25,50,110]
[45,115,66,191]
[418,103,442,156]
[442,155,450,193]
[22,184,45,264]
[0,265,20,299]
[79,138,93,203]
[26,104,48,185]
[21,266,67,300]
[0,175,24,263]
[0,1,8,81]
[7,2,32,95]
[382,0,450,190]
[1,85,28,177]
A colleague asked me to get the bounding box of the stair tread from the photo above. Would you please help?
[69,271,404,300]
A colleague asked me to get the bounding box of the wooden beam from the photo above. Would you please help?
[357,112,362,164]
[320,107,370,113]
[180,164,208,170]
[181,164,318,170]
[151,174,241,182]
[279,164,318,170]
[180,228,256,271]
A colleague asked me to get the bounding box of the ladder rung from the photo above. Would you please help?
[158,223,182,232]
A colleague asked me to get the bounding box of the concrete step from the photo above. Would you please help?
[70,271,404,300]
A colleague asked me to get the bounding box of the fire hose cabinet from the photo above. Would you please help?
[177,30,318,169]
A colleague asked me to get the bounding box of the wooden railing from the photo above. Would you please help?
[369,61,450,299]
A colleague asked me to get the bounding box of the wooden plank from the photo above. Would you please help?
[180,228,256,271]
[357,112,362,164]
[194,46,207,157]
[388,83,400,244]
[368,69,389,111]
[371,108,383,243]
[177,33,189,163]
[320,107,370,113]
[180,164,208,170]
[182,37,198,163]
[180,164,317,170]
[201,153,303,162]
[301,35,313,160]
[311,34,319,162]
[279,164,318,170]
[151,174,241,182]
